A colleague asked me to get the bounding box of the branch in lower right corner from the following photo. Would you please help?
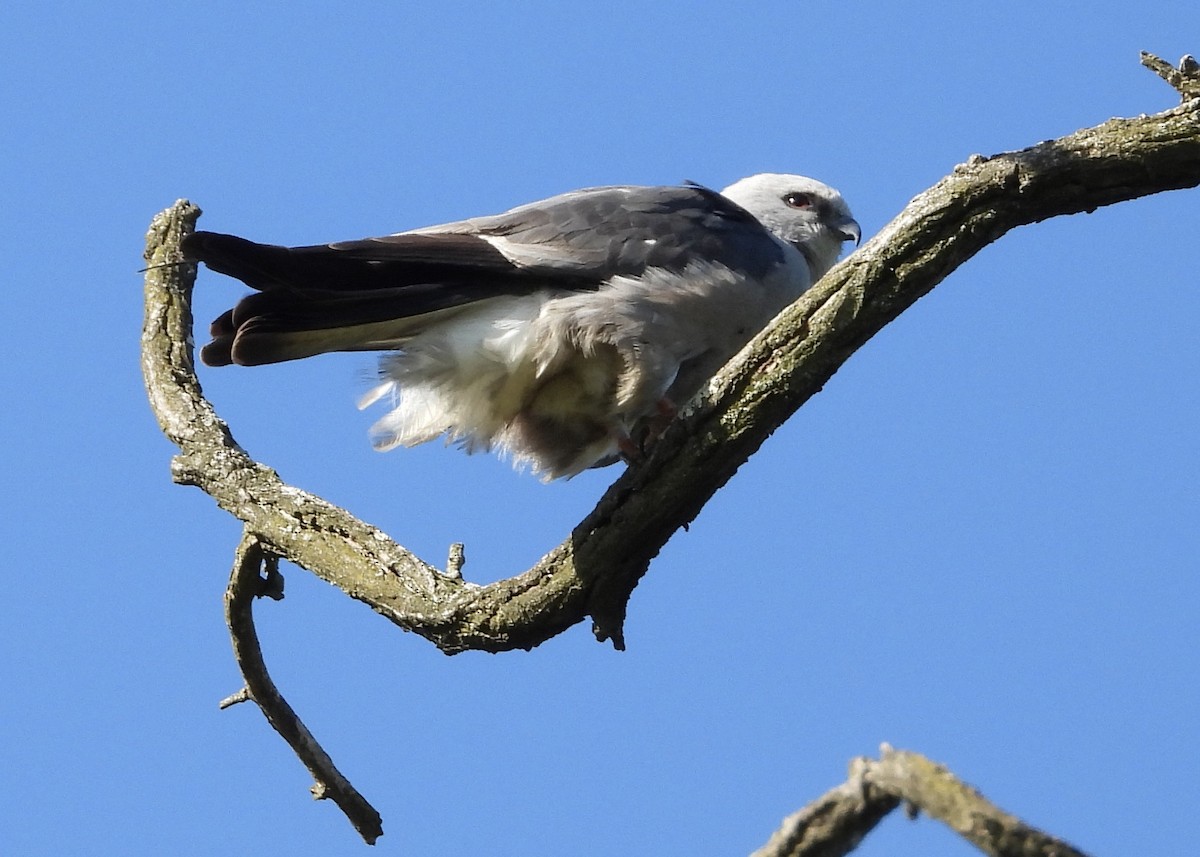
[864,745,1093,857]
[753,746,1096,857]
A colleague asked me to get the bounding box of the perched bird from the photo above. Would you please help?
[184,174,860,479]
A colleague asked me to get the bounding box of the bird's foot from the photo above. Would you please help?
[645,397,678,444]
[616,430,644,465]
[615,398,678,466]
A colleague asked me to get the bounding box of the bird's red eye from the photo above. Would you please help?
[783,192,813,209]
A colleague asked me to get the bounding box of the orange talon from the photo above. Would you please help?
[644,397,678,444]
[616,429,643,464]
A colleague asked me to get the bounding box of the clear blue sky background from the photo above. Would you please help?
[2,3,1197,855]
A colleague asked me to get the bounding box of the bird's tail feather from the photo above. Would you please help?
[183,230,557,367]
[199,288,466,366]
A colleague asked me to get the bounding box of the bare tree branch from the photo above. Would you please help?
[754,746,1093,857]
[223,530,384,845]
[861,745,1091,857]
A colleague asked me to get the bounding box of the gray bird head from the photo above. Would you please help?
[721,173,860,279]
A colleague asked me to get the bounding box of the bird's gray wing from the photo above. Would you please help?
[184,183,785,367]
[413,182,784,279]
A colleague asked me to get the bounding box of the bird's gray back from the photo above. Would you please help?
[416,184,787,282]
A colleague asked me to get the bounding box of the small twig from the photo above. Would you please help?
[224,531,384,845]
[445,542,466,580]
[1140,51,1200,100]
[218,687,252,710]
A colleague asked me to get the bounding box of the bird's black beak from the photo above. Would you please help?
[837,218,862,246]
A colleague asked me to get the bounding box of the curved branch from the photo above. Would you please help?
[142,53,1200,655]
[223,531,383,845]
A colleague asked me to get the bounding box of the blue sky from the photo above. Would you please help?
[3,3,1197,854]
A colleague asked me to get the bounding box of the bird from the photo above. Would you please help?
[183,173,860,480]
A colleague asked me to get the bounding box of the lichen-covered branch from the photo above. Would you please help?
[753,746,1093,857]
[138,52,1200,654]
[862,746,1091,857]
[223,532,383,845]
